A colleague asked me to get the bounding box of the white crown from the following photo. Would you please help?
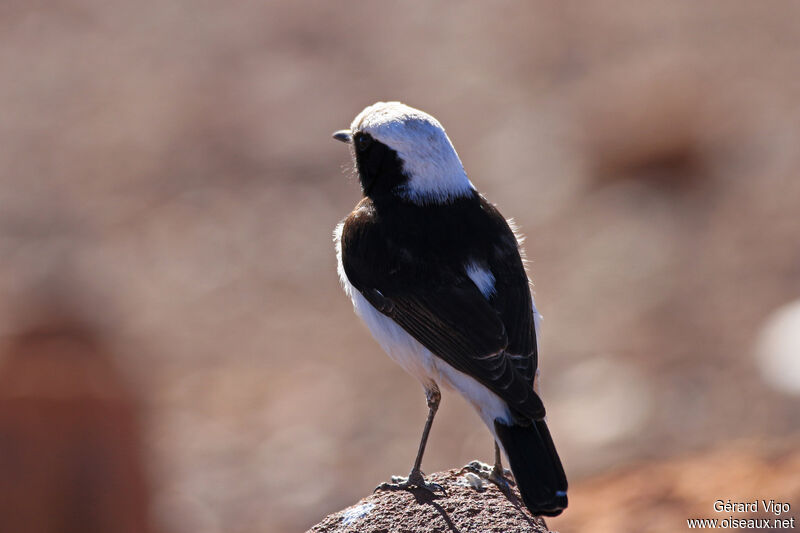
[351,102,475,203]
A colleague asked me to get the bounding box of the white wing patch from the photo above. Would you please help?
[465,261,496,299]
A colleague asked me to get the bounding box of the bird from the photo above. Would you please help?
[332,101,568,517]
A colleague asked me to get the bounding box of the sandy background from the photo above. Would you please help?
[0,2,799,532]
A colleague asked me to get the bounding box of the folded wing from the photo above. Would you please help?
[342,208,544,420]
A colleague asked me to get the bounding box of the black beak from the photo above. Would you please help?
[332,129,353,144]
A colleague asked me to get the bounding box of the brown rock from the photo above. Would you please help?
[307,469,553,533]
[0,316,150,533]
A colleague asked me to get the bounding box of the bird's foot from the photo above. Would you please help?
[374,469,446,495]
[461,460,516,491]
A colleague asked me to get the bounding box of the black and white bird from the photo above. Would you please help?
[332,102,568,517]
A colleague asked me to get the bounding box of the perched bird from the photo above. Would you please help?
[333,102,567,517]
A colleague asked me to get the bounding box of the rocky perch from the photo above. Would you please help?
[306,468,554,533]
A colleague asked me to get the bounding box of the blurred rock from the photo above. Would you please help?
[0,312,150,533]
[307,469,551,533]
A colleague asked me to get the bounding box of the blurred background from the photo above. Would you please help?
[1,1,799,532]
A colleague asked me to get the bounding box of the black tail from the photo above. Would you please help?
[494,418,568,517]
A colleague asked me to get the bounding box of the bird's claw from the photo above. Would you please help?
[374,469,447,496]
[461,460,516,491]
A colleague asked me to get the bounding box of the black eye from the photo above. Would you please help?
[356,134,373,152]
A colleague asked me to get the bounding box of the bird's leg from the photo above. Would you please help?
[411,386,440,474]
[461,441,515,491]
[375,384,445,495]
[489,441,515,487]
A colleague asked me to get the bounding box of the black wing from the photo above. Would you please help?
[341,199,544,420]
[486,219,538,386]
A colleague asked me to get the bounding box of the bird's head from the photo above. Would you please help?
[333,102,475,204]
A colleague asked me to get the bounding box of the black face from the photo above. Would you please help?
[353,132,409,200]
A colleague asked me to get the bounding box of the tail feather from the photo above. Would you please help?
[494,418,568,517]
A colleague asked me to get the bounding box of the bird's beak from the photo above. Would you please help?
[332,129,353,144]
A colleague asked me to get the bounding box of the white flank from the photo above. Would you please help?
[351,101,475,204]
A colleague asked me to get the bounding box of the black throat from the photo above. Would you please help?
[353,132,409,200]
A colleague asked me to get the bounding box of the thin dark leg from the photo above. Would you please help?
[375,384,445,495]
[411,385,440,472]
[489,441,514,487]
[491,441,503,477]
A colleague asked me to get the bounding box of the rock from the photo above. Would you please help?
[307,468,553,533]
[0,314,150,533]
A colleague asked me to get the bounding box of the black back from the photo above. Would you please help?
[341,191,542,419]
